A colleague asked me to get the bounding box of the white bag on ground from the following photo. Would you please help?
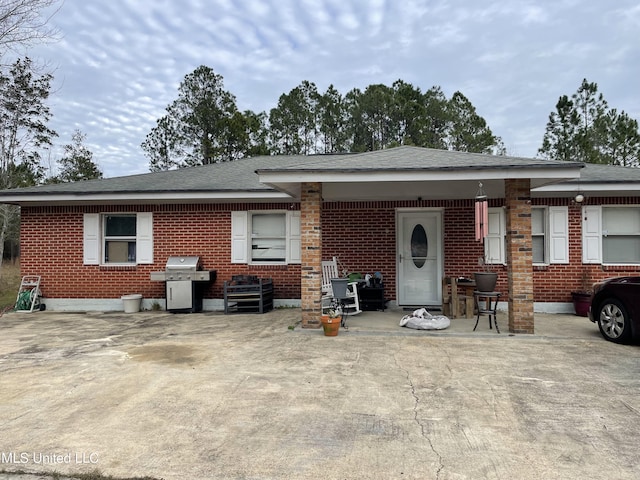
[399,308,450,330]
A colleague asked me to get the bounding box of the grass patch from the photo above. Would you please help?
[0,260,20,311]
[288,320,301,330]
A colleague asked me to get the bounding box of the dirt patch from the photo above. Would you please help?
[15,345,47,355]
[128,344,205,366]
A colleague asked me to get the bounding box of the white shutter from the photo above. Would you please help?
[485,208,505,264]
[231,211,248,263]
[549,206,569,264]
[287,211,301,264]
[582,206,602,263]
[136,212,154,264]
[83,213,100,265]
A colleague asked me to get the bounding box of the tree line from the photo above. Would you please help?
[539,78,640,166]
[142,66,505,170]
[143,66,640,171]
[0,57,102,263]
[2,0,640,265]
[0,0,103,263]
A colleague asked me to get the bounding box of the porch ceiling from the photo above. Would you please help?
[256,146,585,201]
[534,182,640,199]
[262,174,581,201]
[322,179,506,201]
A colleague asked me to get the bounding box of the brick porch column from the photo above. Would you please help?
[505,178,534,334]
[300,182,322,328]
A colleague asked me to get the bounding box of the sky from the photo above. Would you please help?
[21,0,640,178]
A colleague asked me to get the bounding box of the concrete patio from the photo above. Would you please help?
[1,308,638,480]
[307,306,600,340]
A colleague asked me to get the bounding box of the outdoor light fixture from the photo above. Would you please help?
[574,193,584,203]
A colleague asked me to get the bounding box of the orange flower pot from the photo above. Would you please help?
[321,314,340,336]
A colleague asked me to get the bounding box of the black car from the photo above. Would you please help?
[589,276,640,344]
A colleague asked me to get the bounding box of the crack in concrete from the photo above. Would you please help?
[394,351,445,479]
[621,399,640,417]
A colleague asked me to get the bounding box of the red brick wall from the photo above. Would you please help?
[442,200,506,289]
[20,204,301,300]
[19,198,640,303]
[322,201,398,289]
[321,200,507,299]
[531,197,640,302]
[321,197,640,302]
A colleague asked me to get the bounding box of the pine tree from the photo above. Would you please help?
[52,130,102,182]
[539,78,640,166]
[0,57,56,265]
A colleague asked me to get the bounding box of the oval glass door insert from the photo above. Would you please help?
[411,224,428,268]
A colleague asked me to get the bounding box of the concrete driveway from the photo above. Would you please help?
[1,308,639,480]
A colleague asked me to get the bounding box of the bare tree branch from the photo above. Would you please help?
[0,0,61,56]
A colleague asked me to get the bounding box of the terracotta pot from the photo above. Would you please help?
[321,314,340,336]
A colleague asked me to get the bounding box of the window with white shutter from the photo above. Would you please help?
[485,206,567,265]
[531,208,546,264]
[581,206,640,265]
[287,211,301,264]
[548,206,569,264]
[231,210,301,264]
[136,213,154,264]
[83,212,153,265]
[83,213,100,265]
[602,206,640,264]
[231,211,248,263]
[485,207,505,264]
[582,206,602,264]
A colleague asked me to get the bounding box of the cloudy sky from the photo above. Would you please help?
[24,0,640,178]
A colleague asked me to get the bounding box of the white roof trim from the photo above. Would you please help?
[2,191,291,206]
[534,183,640,193]
[257,166,582,183]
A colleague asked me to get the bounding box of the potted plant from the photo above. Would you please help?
[474,256,498,292]
[321,308,341,336]
[571,269,592,317]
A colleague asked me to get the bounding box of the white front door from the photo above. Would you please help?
[397,210,442,306]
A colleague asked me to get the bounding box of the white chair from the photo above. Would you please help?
[321,257,362,316]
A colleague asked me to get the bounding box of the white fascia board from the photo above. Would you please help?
[257,167,581,183]
[0,191,291,206]
[534,183,640,194]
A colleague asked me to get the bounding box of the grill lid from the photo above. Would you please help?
[165,256,201,271]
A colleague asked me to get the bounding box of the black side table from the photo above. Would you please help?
[357,284,386,311]
[473,291,501,333]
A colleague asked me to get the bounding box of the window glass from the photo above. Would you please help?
[603,208,640,235]
[531,208,546,263]
[531,209,544,235]
[410,224,428,268]
[532,236,545,263]
[603,237,640,264]
[105,241,136,263]
[602,207,640,264]
[104,214,136,263]
[105,215,136,236]
[251,213,286,262]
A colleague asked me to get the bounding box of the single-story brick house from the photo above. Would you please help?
[2,146,640,333]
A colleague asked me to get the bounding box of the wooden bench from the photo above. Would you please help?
[442,277,475,318]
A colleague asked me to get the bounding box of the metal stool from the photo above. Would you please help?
[473,291,501,333]
[330,278,350,328]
